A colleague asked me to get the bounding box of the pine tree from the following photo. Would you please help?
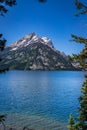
[76,76,87,130]
[0,0,16,72]
[68,78,87,130]
[0,1,16,128]
[67,114,76,130]
[75,0,87,16]
[0,0,16,16]
[68,1,87,130]
[0,34,6,51]
[71,34,87,70]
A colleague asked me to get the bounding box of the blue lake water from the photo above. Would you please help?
[0,70,86,129]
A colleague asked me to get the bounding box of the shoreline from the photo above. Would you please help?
[3,113,67,130]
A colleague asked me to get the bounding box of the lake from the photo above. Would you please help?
[0,70,86,130]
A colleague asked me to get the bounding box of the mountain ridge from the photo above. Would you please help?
[0,33,76,70]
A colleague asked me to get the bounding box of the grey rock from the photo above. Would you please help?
[0,33,75,70]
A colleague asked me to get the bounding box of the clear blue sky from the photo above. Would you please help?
[0,0,87,55]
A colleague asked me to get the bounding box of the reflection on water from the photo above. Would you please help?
[0,70,86,129]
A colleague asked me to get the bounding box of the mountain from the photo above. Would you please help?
[0,32,75,70]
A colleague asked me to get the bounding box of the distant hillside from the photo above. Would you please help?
[0,32,76,70]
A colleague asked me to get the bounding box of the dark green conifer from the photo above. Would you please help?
[71,34,87,70]
[0,0,16,16]
[0,34,6,51]
[68,1,87,130]
[76,77,87,130]
[67,114,75,130]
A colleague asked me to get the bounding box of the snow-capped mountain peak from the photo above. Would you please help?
[0,32,75,71]
[42,37,54,49]
[10,33,55,51]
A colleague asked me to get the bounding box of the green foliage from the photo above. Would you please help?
[0,33,6,71]
[71,34,87,45]
[0,34,6,51]
[75,0,87,16]
[0,0,16,50]
[68,77,87,130]
[67,55,73,62]
[76,76,87,129]
[70,34,87,70]
[67,114,76,130]
[0,0,16,72]
[25,64,29,70]
[38,0,47,2]
[0,0,16,16]
[68,1,87,130]
[9,64,16,70]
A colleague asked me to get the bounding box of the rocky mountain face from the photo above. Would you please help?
[0,33,75,70]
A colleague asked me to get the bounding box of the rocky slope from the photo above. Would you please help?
[0,32,75,70]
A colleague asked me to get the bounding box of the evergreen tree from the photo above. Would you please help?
[0,0,16,71]
[71,34,87,70]
[0,0,16,16]
[68,76,87,130]
[67,114,76,130]
[68,1,87,130]
[0,34,6,51]
[76,76,87,130]
[67,1,87,70]
[0,1,16,128]
[75,0,87,16]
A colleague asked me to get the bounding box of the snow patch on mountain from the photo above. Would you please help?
[10,33,55,51]
[42,37,54,49]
